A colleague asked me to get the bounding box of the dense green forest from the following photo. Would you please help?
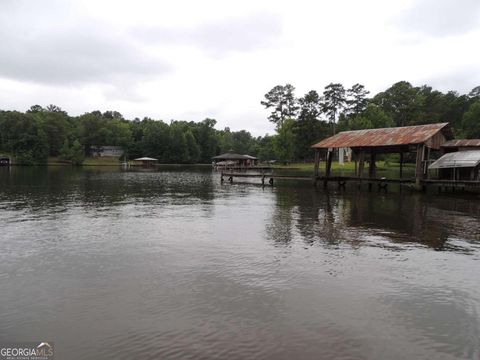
[1,81,479,165]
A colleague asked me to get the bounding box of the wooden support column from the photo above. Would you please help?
[357,150,365,179]
[425,147,431,179]
[399,152,404,179]
[415,144,425,187]
[313,149,320,177]
[369,153,376,179]
[324,149,333,188]
[325,149,333,177]
[354,151,358,177]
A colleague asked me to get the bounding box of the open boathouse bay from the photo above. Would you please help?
[1,166,480,360]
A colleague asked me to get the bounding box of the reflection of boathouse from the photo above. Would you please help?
[212,152,258,170]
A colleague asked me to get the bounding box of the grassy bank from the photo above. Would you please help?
[47,156,121,166]
[273,161,415,175]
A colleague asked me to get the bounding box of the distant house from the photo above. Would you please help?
[91,146,124,157]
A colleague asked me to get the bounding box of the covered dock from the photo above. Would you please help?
[441,139,480,153]
[212,152,258,170]
[311,123,454,187]
[133,157,158,167]
[429,151,480,181]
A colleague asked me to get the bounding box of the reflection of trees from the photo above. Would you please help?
[268,184,480,251]
[265,190,294,246]
[0,167,216,213]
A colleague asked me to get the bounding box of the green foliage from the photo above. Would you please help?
[322,83,346,134]
[261,84,298,127]
[59,139,85,165]
[193,118,218,163]
[185,130,201,163]
[0,111,49,164]
[462,100,480,138]
[346,83,370,117]
[294,90,329,160]
[59,139,73,161]
[273,118,295,163]
[362,104,394,128]
[1,80,479,168]
[373,81,423,127]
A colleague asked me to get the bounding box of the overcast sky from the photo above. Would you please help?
[1,0,479,135]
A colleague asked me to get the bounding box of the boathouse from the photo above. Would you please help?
[441,139,480,153]
[311,123,454,185]
[429,139,480,181]
[212,152,257,169]
[133,157,158,167]
[429,151,480,181]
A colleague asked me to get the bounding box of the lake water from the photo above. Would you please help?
[0,166,479,360]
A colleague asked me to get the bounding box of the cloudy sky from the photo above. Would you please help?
[1,0,479,135]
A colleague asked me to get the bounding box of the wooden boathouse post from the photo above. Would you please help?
[325,149,333,177]
[415,144,426,187]
[313,149,321,186]
[314,149,320,177]
[399,151,404,179]
[369,152,376,179]
[357,150,365,179]
[324,149,333,187]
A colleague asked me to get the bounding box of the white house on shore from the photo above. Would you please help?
[91,146,124,157]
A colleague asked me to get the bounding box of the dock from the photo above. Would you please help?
[221,172,412,187]
[220,123,480,192]
[220,172,480,192]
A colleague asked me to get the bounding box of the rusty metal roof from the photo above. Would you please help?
[312,123,452,149]
[442,139,480,148]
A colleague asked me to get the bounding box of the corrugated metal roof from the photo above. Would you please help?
[442,139,480,148]
[212,152,251,160]
[429,151,480,169]
[312,123,452,149]
[134,157,158,161]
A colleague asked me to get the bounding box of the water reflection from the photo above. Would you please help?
[265,184,480,253]
[1,167,480,360]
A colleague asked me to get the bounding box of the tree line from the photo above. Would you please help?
[0,81,479,165]
[0,106,268,165]
[262,81,480,161]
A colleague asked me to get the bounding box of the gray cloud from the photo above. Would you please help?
[420,67,480,93]
[0,2,171,86]
[136,12,283,55]
[398,0,480,37]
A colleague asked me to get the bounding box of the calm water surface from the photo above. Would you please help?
[0,166,479,360]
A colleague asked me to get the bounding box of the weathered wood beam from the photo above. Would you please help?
[369,153,376,179]
[313,149,320,177]
[415,144,425,186]
[399,152,404,179]
[358,150,365,179]
[325,149,333,177]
